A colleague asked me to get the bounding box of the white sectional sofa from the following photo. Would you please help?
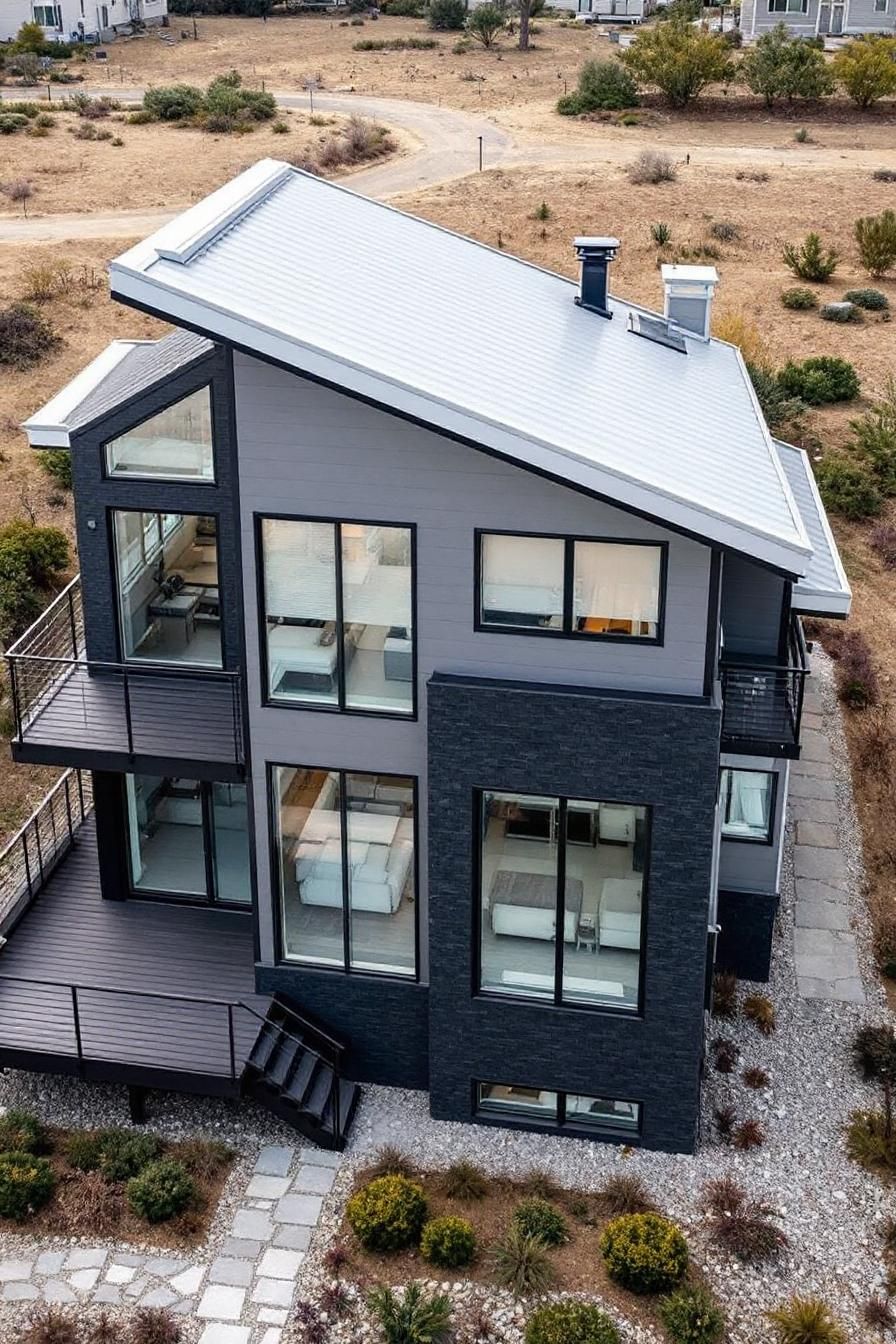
[295,825,413,914]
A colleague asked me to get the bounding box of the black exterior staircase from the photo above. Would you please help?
[242,996,359,1151]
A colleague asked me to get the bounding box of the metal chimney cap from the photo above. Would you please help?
[574,236,621,254]
[661,263,719,286]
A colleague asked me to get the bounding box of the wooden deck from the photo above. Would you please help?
[11,663,244,780]
[0,820,268,1094]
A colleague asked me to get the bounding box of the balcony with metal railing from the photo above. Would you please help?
[5,577,244,780]
[720,616,809,758]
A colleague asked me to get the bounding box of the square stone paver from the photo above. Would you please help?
[252,1277,294,1308]
[293,1164,336,1195]
[125,1278,149,1299]
[3,1283,38,1302]
[298,1146,341,1168]
[788,797,838,824]
[789,773,837,802]
[69,1267,102,1292]
[258,1248,304,1280]
[271,1225,311,1252]
[795,926,863,984]
[274,1193,323,1226]
[93,1285,122,1306]
[197,1284,246,1321]
[254,1145,295,1177]
[796,895,851,932]
[66,1248,108,1271]
[219,1239,262,1260]
[106,1264,137,1285]
[210,1257,253,1288]
[794,846,847,885]
[146,1256,189,1277]
[231,1209,275,1241]
[799,974,866,1003]
[260,1331,283,1344]
[799,729,832,763]
[140,1286,179,1308]
[796,820,838,848]
[258,1308,289,1325]
[0,1260,33,1282]
[198,1327,251,1344]
[170,1266,206,1295]
[247,1174,291,1200]
[36,1252,65,1275]
[43,1280,77,1304]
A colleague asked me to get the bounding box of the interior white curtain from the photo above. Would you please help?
[728,772,770,830]
[573,542,661,626]
[263,519,337,622]
[482,534,564,589]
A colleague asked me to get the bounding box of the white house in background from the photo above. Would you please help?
[741,0,894,37]
[546,0,656,20]
[0,0,167,44]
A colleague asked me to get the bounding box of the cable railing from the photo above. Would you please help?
[720,616,808,753]
[0,769,93,934]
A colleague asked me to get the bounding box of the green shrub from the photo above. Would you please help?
[741,24,833,106]
[766,1295,847,1344]
[777,356,860,405]
[0,1150,55,1220]
[820,302,862,323]
[0,114,30,134]
[440,1158,488,1200]
[832,36,896,109]
[850,378,896,495]
[380,0,426,12]
[143,83,205,122]
[843,288,889,310]
[855,210,896,279]
[420,1214,477,1267]
[368,1283,452,1344]
[525,1300,620,1344]
[39,449,72,491]
[0,1109,49,1154]
[746,362,807,436]
[205,73,276,123]
[0,303,61,370]
[346,1174,428,1251]
[619,19,733,108]
[429,0,467,28]
[781,287,818,310]
[513,1197,569,1247]
[64,1130,105,1172]
[466,3,505,47]
[0,520,70,588]
[659,1288,726,1344]
[558,59,639,114]
[127,1158,195,1223]
[490,1226,555,1297]
[175,1137,235,1180]
[600,1212,689,1294]
[96,1130,162,1181]
[782,232,838,282]
[814,457,882,521]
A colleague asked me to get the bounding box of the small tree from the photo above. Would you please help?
[742,24,833,106]
[855,210,896,278]
[428,0,467,28]
[14,20,47,51]
[782,232,839,282]
[620,19,733,108]
[833,36,896,109]
[467,2,505,46]
[1,178,33,217]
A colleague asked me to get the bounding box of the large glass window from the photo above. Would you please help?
[477,1083,641,1136]
[104,387,214,481]
[113,511,221,667]
[260,518,413,715]
[720,769,775,843]
[479,790,647,1010]
[273,765,416,978]
[125,775,250,905]
[478,533,663,642]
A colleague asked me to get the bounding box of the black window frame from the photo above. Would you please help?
[473,788,649,1017]
[719,767,777,846]
[474,529,668,646]
[101,381,218,486]
[256,514,418,722]
[474,1079,644,1140]
[268,761,420,983]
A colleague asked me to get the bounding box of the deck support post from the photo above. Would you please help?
[128,1085,148,1124]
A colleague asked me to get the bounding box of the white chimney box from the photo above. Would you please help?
[661,264,719,342]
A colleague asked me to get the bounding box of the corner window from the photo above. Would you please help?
[720,769,775,843]
[478,790,647,1011]
[272,764,416,978]
[478,533,663,642]
[125,775,250,905]
[477,1082,641,1136]
[113,510,221,667]
[260,518,414,716]
[104,386,214,481]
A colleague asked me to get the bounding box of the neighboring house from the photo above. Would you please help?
[3,163,850,1154]
[741,0,894,38]
[546,0,656,22]
[0,0,167,44]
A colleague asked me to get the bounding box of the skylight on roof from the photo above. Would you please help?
[627,312,688,354]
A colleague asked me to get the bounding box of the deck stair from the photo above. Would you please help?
[242,995,358,1151]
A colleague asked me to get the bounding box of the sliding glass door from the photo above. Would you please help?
[125,775,251,906]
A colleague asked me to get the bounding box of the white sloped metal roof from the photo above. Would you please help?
[775,440,851,616]
[109,160,813,572]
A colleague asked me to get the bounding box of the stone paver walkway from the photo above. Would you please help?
[0,1143,340,1343]
[792,677,865,1004]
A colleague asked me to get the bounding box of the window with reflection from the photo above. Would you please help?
[260,518,413,715]
[124,775,250,905]
[477,1083,641,1135]
[720,769,775,842]
[105,386,214,481]
[273,764,416,977]
[479,790,647,1010]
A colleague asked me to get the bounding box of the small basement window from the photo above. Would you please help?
[476,1082,641,1136]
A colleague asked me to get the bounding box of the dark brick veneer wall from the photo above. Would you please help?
[427,674,722,1154]
[716,890,779,983]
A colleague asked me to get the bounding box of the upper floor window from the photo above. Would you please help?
[113,510,221,667]
[478,789,648,1012]
[33,4,61,24]
[478,532,664,642]
[104,387,214,482]
[259,517,414,716]
[720,768,775,843]
[768,0,809,11]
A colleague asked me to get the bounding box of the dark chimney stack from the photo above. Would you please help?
[573,236,620,320]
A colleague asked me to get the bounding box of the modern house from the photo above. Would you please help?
[2,163,850,1154]
[740,0,894,39]
[0,0,168,45]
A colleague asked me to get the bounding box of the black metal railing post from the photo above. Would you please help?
[227,1004,236,1081]
[21,831,33,902]
[122,667,134,757]
[76,768,85,821]
[70,986,84,1062]
[67,587,79,660]
[333,1073,341,1144]
[63,774,74,846]
[9,660,22,744]
[33,816,44,888]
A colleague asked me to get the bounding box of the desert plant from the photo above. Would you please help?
[831,628,880,707]
[855,211,896,279]
[711,1037,739,1073]
[513,1197,568,1247]
[596,1172,655,1215]
[712,970,738,1018]
[143,83,205,121]
[832,36,896,109]
[863,1295,896,1331]
[778,356,859,404]
[741,24,833,106]
[820,302,862,323]
[292,1301,327,1344]
[126,1158,195,1224]
[714,1105,737,1141]
[490,1225,556,1297]
[845,287,889,310]
[0,302,60,370]
[659,1287,726,1344]
[557,59,639,114]
[746,362,808,436]
[849,378,896,496]
[368,1283,452,1344]
[0,1109,49,1154]
[703,1176,788,1262]
[600,1212,688,1294]
[651,221,672,245]
[0,1150,55,1220]
[57,1169,121,1236]
[874,168,896,182]
[367,1145,418,1180]
[174,1137,235,1180]
[524,1300,620,1344]
[320,1281,351,1317]
[17,1306,81,1344]
[620,19,733,108]
[467,3,505,46]
[743,1065,770,1089]
[429,0,467,28]
[733,1119,765,1151]
[815,457,882,521]
[782,233,838,283]
[521,1169,563,1201]
[781,287,819,311]
[1,178,34,215]
[870,524,896,568]
[627,150,676,184]
[87,1311,123,1344]
[709,219,739,242]
[347,1174,428,1251]
[766,1296,846,1344]
[0,114,30,134]
[846,1108,896,1174]
[130,1308,183,1344]
[440,1159,489,1200]
[853,1023,896,1080]
[743,993,776,1035]
[421,1214,477,1267]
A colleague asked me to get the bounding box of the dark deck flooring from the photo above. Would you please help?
[14,664,242,775]
[0,821,268,1089]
